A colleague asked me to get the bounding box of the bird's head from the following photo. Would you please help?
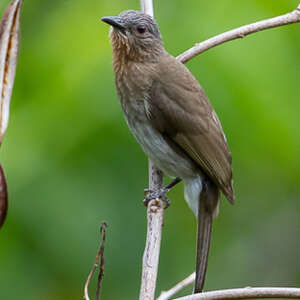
[101,10,163,61]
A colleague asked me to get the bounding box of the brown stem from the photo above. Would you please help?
[84,222,108,300]
[96,223,107,300]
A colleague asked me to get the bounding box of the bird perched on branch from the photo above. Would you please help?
[102,10,234,293]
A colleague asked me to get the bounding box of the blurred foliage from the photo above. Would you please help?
[0,0,300,299]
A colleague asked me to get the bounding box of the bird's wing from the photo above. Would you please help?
[148,55,234,203]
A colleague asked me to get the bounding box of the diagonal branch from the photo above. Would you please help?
[177,3,300,63]
[172,287,300,300]
[157,273,195,300]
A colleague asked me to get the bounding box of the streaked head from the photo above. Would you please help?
[101,10,163,60]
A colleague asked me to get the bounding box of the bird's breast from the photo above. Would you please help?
[114,61,156,100]
[114,61,198,178]
[122,99,197,179]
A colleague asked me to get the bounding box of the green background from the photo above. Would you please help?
[0,0,300,299]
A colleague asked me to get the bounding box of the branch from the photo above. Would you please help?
[173,287,300,300]
[139,1,166,300]
[177,3,300,63]
[139,197,164,300]
[140,0,154,18]
[139,158,164,300]
[157,273,195,300]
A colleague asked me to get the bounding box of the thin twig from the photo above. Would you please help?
[177,3,300,63]
[84,222,108,300]
[173,287,300,300]
[96,223,107,300]
[157,273,195,300]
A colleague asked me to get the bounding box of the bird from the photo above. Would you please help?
[101,10,234,293]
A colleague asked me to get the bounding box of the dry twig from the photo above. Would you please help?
[177,3,300,64]
[139,161,164,300]
[173,287,300,300]
[157,273,196,300]
[84,222,108,300]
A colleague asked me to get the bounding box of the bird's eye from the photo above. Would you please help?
[137,25,146,34]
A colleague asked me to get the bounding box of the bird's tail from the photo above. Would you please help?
[194,179,219,293]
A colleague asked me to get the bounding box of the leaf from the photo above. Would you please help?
[0,0,22,144]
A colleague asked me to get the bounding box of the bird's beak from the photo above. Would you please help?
[101,16,125,31]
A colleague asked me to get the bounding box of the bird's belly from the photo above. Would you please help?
[121,99,204,215]
[127,119,197,178]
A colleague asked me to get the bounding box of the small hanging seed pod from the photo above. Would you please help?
[0,0,23,228]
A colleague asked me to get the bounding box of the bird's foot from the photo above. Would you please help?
[143,188,171,209]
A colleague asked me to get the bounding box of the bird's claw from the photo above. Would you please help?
[144,188,152,196]
[143,187,171,208]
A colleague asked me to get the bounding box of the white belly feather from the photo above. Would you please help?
[124,100,204,216]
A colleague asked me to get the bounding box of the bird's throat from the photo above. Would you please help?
[110,30,164,73]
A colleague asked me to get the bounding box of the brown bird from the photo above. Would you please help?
[102,10,234,293]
